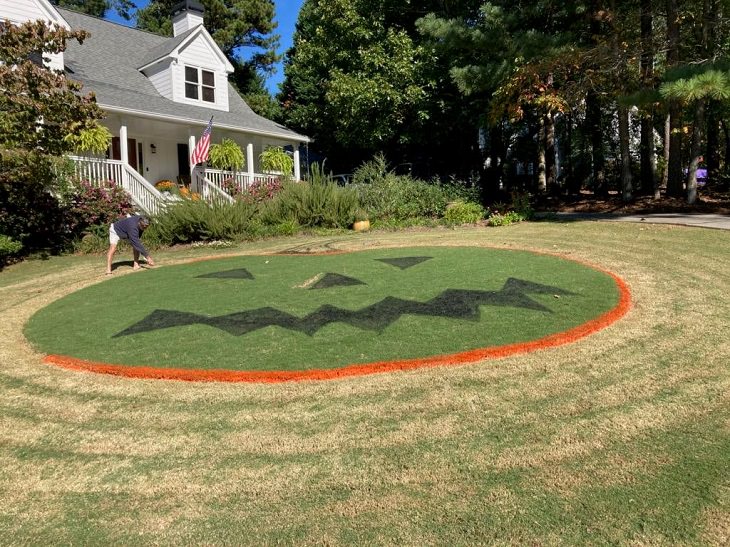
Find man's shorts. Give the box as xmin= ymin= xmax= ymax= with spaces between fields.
xmin=109 ymin=224 xmax=120 ymax=245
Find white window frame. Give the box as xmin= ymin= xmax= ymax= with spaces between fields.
xmin=184 ymin=65 xmax=215 ymax=104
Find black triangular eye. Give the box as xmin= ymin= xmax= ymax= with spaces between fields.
xmin=196 ymin=268 xmax=254 ymax=280
xmin=376 ymin=256 xmax=433 ymax=270
xmin=308 ymin=273 xmax=366 ymax=289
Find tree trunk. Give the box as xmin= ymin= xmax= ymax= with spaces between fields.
xmin=587 ymin=92 xmax=606 ymax=196
xmin=660 ymin=114 xmax=670 ymax=199
xmin=545 ymin=111 xmax=557 ymax=192
xmin=588 ymin=1 xmax=607 ymax=196
xmin=723 ymin=120 xmax=730 ymax=191
xmin=487 ymin=124 xmax=503 ymax=196
xmin=619 ymin=104 xmax=633 ymax=202
xmin=639 ymin=0 xmax=655 ymax=193
xmin=537 ymin=116 xmax=547 ymax=193
xmin=666 ymin=0 xmax=684 ymax=197
xmin=565 ymin=112 xmax=577 ymax=194
xmin=706 ymin=107 xmax=719 ymax=186
xmin=688 ymin=100 xmax=705 ymax=205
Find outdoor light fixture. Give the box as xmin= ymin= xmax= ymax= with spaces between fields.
xmin=150 ymin=144 xmax=157 ymax=154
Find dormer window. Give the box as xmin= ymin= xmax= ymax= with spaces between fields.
xmin=184 ymin=66 xmax=215 ymax=103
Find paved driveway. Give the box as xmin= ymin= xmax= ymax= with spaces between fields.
xmin=539 ymin=212 xmax=730 ymax=230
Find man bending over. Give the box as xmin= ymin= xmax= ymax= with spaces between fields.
xmin=106 ymin=215 xmax=155 ymax=274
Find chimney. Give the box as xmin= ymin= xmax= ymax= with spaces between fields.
xmin=171 ymin=0 xmax=204 ymax=37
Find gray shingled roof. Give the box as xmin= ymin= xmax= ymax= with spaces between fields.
xmin=137 ymin=26 xmax=197 ymax=69
xmin=58 ymin=8 xmax=308 ymax=142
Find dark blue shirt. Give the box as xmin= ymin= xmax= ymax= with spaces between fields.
xmin=113 ymin=215 xmax=149 ymax=257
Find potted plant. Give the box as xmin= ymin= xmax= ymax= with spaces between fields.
xmin=352 ymin=208 xmax=370 ymax=232
xmin=259 ymin=146 xmax=294 ymax=178
xmin=209 ymin=139 xmax=245 ymax=192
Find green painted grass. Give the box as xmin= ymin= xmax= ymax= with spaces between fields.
xmin=24 ymin=247 xmax=620 ymax=371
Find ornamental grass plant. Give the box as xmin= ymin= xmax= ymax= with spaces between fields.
xmin=260 ymin=166 xmax=358 ymax=228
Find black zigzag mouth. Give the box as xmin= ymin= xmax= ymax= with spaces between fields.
xmin=113 ymin=278 xmax=574 ymax=338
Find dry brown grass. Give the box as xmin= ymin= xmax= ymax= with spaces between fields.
xmin=0 ymin=221 xmax=728 ymax=545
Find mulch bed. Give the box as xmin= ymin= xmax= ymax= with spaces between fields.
xmin=534 ymin=190 xmax=730 ymax=215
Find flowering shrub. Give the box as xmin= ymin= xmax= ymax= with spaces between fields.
xmin=238 ymin=177 xmax=283 ymax=205
xmin=155 ymin=180 xmax=177 ymax=193
xmin=487 ymin=211 xmax=525 ymax=226
xmin=66 ymin=180 xmax=134 ymax=235
xmin=221 ymin=177 xmax=243 ymax=198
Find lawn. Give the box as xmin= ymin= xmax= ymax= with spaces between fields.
xmin=0 ymin=221 xmax=728 ymax=545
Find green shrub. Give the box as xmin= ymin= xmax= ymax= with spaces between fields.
xmin=0 ymin=151 xmax=70 ymax=253
xmin=73 ymin=232 xmax=106 ymax=254
xmin=510 ymin=191 xmax=534 ymax=219
xmin=261 ymin=167 xmax=359 ymax=228
xmin=146 ymin=199 xmax=257 ymax=245
xmin=487 ymin=211 xmax=526 ymax=226
xmin=444 ymin=200 xmax=487 ymax=225
xmin=245 ymin=218 xmax=301 ymax=239
xmin=352 ymin=154 xmax=479 ymax=221
xmin=352 ymin=153 xmax=389 ymax=186
xmin=0 ymin=234 xmax=23 ymax=263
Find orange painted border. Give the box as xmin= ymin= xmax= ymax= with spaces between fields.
xmin=42 ymin=253 xmax=631 ymax=384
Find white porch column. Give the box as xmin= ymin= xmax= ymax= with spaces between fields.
xmin=246 ymin=143 xmax=254 ymax=181
xmin=293 ymin=147 xmax=301 ymax=181
xmin=119 ymin=123 xmax=128 ymax=165
xmin=188 ymin=133 xmax=196 ymax=191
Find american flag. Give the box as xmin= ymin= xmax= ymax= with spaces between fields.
xmin=190 ymin=116 xmax=213 ymax=165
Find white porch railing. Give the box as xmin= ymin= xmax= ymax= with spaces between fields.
xmin=68 ymin=155 xmax=167 ymax=216
xmin=192 ymin=168 xmax=234 ymax=204
xmin=203 ymin=168 xmax=280 ymax=195
xmin=67 ymin=157 xmax=281 ymax=212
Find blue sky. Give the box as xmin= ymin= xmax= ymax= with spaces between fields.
xmin=106 ymin=0 xmax=305 ymax=94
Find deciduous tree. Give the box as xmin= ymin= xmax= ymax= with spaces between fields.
xmin=0 ymin=20 xmax=104 ymax=251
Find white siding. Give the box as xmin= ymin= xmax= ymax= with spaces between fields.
xmin=0 ymin=0 xmax=50 ymax=24
xmin=172 ymin=13 xmax=203 ymax=37
xmin=215 ymin=71 xmax=229 ymax=111
xmin=0 ymin=0 xmax=68 ymax=69
xmin=179 ymin=37 xmax=221 ymax=70
xmin=145 ymin=61 xmax=173 ymax=100
xmin=175 ymin=35 xmax=228 ymax=111
xmin=46 ymin=51 xmax=63 ymax=71
xmin=0 ymin=0 xmax=68 ymax=27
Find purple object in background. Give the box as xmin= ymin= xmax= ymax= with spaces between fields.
xmin=697 ymin=168 xmax=708 ymax=186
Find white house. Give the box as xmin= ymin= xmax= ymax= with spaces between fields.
xmin=0 ymin=0 xmax=310 ymax=214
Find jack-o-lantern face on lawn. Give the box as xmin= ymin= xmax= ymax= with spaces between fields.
xmin=28 ymin=247 xmax=629 ymax=382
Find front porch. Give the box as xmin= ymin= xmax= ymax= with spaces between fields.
xmin=101 ymin=114 xmax=302 ymax=185
xmin=69 ymin=156 xmax=283 ymax=215
xmin=68 ymin=113 xmax=303 ymax=214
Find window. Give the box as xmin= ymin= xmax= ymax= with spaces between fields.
xmin=184 ymin=66 xmax=215 ymax=103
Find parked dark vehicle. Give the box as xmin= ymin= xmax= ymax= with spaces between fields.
xmin=332 ymin=173 xmax=354 ymax=186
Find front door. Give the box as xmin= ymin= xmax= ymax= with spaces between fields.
xmin=111 ymin=137 xmax=139 ymax=171
xmin=177 ymin=143 xmax=190 ymax=185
